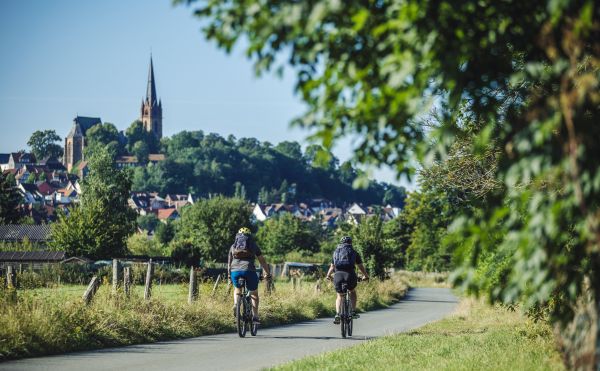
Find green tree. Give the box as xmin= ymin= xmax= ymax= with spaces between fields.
xmin=85 ymin=122 xmax=124 ymax=158
xmin=155 ymin=221 xmax=175 ymax=245
xmin=174 ymin=196 xmax=251 ymax=263
xmin=132 ymin=141 xmax=150 ymax=164
xmin=127 ymin=231 xmax=166 ymax=257
xmin=27 ymin=130 xmax=62 ymax=160
xmin=50 ymin=147 xmax=136 ymax=259
xmin=256 ymin=212 xmax=320 ymax=258
xmin=0 ymin=172 xmax=22 ymax=224
xmin=351 ymin=217 xmax=389 ymax=279
xmin=125 ymin=120 xmax=159 ymax=153
xmin=137 ymin=214 xmax=159 ymax=232
xmin=181 ymin=2 xmax=600 ymax=365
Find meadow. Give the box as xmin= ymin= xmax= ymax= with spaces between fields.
xmin=272 ymin=297 xmax=565 ymax=371
xmin=0 ymin=275 xmax=407 ymax=360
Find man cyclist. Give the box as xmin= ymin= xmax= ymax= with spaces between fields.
xmin=228 ymin=227 xmax=271 ymax=324
xmin=325 ymin=236 xmax=369 ymax=324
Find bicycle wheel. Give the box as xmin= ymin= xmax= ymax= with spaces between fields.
xmin=236 ymin=297 xmax=246 ymax=337
xmin=250 ymin=317 xmax=258 ymax=336
xmin=347 ymin=300 xmax=353 ymax=337
xmin=340 ymin=294 xmax=347 ymax=338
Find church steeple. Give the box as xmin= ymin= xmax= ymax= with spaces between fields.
xmin=141 ymin=55 xmax=163 ymax=139
xmin=146 ymin=56 xmax=157 ymax=106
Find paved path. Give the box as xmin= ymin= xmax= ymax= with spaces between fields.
xmin=0 ymin=288 xmax=458 ymax=371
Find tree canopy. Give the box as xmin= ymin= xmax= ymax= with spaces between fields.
xmin=27 ymin=130 xmax=62 ymax=160
xmin=180 ymin=0 xmax=600 ymax=365
xmin=132 ymin=130 xmax=406 ymax=205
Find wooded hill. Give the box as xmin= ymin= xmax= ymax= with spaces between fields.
xmin=130 ymin=130 xmax=406 ymax=206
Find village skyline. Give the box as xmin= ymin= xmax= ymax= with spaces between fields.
xmin=0 ymin=0 xmax=409 ymax=188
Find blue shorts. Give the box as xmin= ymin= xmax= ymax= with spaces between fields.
xmin=230 ymin=271 xmax=259 ymax=291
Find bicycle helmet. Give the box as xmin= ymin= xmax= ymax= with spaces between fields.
xmin=238 ymin=227 xmax=251 ymax=235
xmin=340 ymin=236 xmax=352 ymax=244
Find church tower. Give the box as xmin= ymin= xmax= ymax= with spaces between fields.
xmin=140 ymin=56 xmax=163 ymax=139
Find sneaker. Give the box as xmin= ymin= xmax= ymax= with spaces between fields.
xmin=352 ymin=312 xmax=360 ymax=319
xmin=252 ymin=316 xmax=261 ymax=324
xmin=333 ymin=314 xmax=341 ymax=324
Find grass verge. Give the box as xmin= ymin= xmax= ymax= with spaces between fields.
xmin=0 ymin=276 xmax=407 ymax=361
xmin=271 ymin=297 xmax=564 ymax=371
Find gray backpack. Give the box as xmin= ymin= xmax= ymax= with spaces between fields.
xmin=333 ymin=244 xmax=356 ymax=269
xmin=232 ymin=233 xmax=253 ymax=259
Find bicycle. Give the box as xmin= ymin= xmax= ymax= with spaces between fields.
xmin=235 ymin=277 xmax=258 ymax=337
xmin=338 ymin=277 xmax=365 ymax=338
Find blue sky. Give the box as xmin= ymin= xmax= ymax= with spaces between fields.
xmin=0 ymin=0 xmax=411 ymax=188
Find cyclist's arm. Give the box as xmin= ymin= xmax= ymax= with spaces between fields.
xmin=326 ymin=264 xmax=335 ymax=279
xmin=227 ymin=248 xmax=232 ymax=277
xmin=357 ymin=263 xmax=369 ymax=279
xmin=256 ymin=255 xmax=271 ymax=276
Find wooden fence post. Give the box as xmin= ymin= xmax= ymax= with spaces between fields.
xmin=314 ymin=278 xmax=322 ymax=294
xmin=112 ymin=259 xmax=120 ymax=293
xmin=82 ymin=276 xmax=99 ymax=305
xmin=211 ymin=273 xmax=222 ymax=297
xmin=123 ymin=267 xmax=131 ymax=297
xmin=144 ymin=259 xmax=153 ymax=300
xmin=188 ymin=267 xmax=198 ymax=304
xmin=6 ymin=265 xmax=15 ymax=289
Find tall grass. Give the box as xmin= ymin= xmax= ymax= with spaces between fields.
xmin=0 ymin=276 xmax=407 ymax=360
xmin=272 ymin=298 xmax=564 ymax=371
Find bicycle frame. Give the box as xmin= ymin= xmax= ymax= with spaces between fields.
xmin=235 ymin=277 xmax=258 ymax=337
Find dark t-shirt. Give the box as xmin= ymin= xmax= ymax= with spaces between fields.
xmin=228 ymin=235 xmax=262 ymax=272
xmin=332 ymin=244 xmax=363 ymax=273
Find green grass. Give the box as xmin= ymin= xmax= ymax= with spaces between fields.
xmin=271 ymin=298 xmax=565 ymax=371
xmin=0 ymin=276 xmax=407 ymax=360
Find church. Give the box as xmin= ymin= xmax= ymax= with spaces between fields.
xmin=63 ymin=57 xmax=163 ymax=171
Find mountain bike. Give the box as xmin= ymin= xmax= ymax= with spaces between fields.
xmin=235 ymin=277 xmax=258 ymax=337
xmin=339 ymin=277 xmax=365 ymax=338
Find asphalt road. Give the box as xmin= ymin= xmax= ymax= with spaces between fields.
xmin=1 ymin=288 xmax=458 ymax=371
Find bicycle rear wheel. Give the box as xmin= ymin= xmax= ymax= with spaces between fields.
xmin=340 ymin=294 xmax=347 ymax=338
xmin=236 ymin=297 xmax=246 ymax=337
xmin=348 ymin=305 xmax=353 ymax=337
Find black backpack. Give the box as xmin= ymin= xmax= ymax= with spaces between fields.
xmin=232 ymin=233 xmax=253 ymax=259
xmin=333 ymin=244 xmax=356 ymax=269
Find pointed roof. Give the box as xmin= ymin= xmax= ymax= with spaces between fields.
xmin=67 ymin=116 xmax=101 ymax=138
xmin=146 ymin=56 xmax=158 ymax=106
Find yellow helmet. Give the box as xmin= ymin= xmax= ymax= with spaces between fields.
xmin=238 ymin=227 xmax=251 ymax=235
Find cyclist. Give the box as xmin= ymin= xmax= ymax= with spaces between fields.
xmin=325 ymin=236 xmax=369 ymax=324
xmin=228 ymin=227 xmax=271 ymax=324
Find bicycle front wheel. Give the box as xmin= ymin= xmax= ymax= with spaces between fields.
xmin=340 ymin=296 xmax=347 ymax=338
xmin=236 ymin=297 xmax=247 ymax=337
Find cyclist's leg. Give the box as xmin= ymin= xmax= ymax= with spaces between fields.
xmin=244 ymin=271 xmax=260 ymax=318
xmin=348 ymin=272 xmax=358 ymax=315
xmin=350 ymin=290 xmax=357 ymax=311
xmin=230 ymin=271 xmax=243 ymax=314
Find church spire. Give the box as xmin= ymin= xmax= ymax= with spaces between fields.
xmin=146 ymin=55 xmax=157 ymax=106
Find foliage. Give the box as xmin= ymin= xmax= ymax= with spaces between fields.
xmin=127 ymin=231 xmax=167 ymax=257
xmin=84 ymin=122 xmax=125 ymax=158
xmin=132 ymin=130 xmax=406 ymax=205
xmin=181 ymin=3 xmax=600 ymax=365
xmin=256 ymin=213 xmax=321 ymax=258
xmin=155 ymin=221 xmax=175 ymax=245
xmin=0 ymin=172 xmax=22 ymax=224
xmin=174 ymin=196 xmax=251 ymax=263
xmin=50 ymin=147 xmax=136 ymax=259
xmin=125 ymin=120 xmax=160 ymax=154
xmin=351 ymin=216 xmax=390 ymax=279
xmin=27 ymin=130 xmax=62 ymax=161
xmin=137 ymin=214 xmax=160 ymax=232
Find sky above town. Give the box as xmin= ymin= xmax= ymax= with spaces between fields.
xmin=0 ymin=0 xmax=412 ymax=189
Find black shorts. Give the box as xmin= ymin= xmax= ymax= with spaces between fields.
xmin=333 ymin=271 xmax=357 ymax=293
